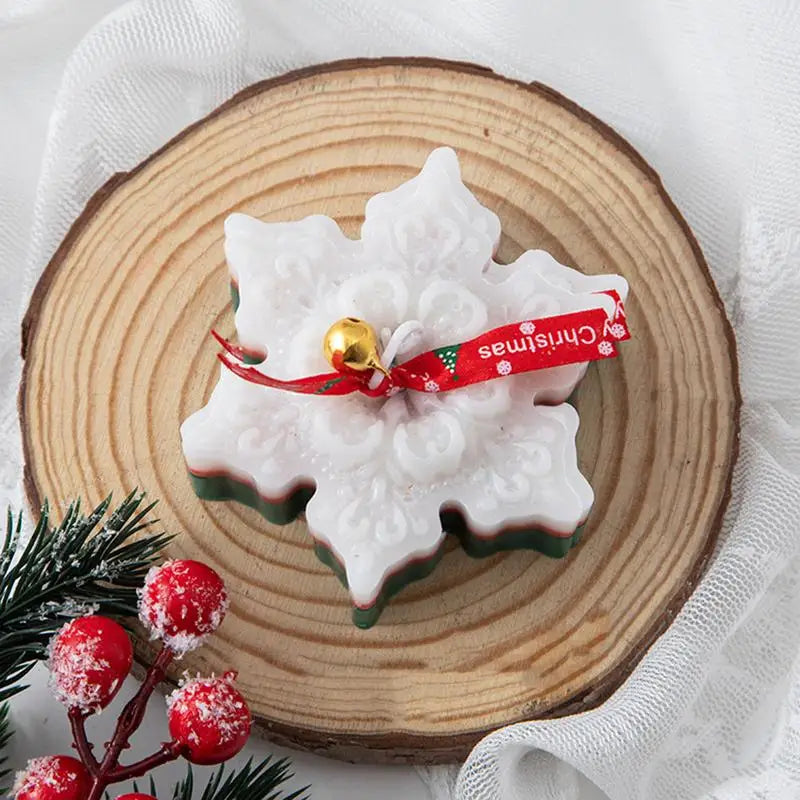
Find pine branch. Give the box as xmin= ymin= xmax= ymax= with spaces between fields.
xmin=0 ymin=492 xmax=172 ymax=702
xmin=0 ymin=702 xmax=11 ymax=794
xmin=121 ymin=758 xmax=311 ymax=800
xmin=0 ymin=495 xmax=313 ymax=800
xmin=170 ymin=757 xmax=310 ymax=800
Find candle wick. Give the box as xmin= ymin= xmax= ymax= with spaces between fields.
xmin=368 ymin=320 xmax=424 ymax=391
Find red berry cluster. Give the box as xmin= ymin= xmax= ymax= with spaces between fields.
xmin=13 ymin=560 xmax=251 ymax=800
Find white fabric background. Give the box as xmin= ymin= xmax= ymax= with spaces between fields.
xmin=1 ymin=1 xmax=799 ymax=799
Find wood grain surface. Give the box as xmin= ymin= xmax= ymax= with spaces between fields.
xmin=20 ymin=59 xmax=739 ymax=764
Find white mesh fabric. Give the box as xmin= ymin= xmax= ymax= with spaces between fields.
xmin=1 ymin=2 xmax=799 ymax=799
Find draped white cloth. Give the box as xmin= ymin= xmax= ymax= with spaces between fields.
xmin=1 ymin=2 xmax=799 ymax=798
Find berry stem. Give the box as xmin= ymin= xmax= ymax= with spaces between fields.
xmin=108 ymin=740 xmax=186 ymax=782
xmin=68 ymin=708 xmax=99 ymax=776
xmin=84 ymin=645 xmax=175 ymax=800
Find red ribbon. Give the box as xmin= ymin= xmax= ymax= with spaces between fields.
xmin=216 ymin=291 xmax=629 ymax=397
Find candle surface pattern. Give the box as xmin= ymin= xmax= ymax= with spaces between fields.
xmin=181 ymin=147 xmax=629 ymax=625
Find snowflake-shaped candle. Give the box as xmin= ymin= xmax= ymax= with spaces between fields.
xmin=180 ymin=148 xmax=629 ymax=627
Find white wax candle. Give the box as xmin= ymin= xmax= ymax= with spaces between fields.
xmin=181 ymin=147 xmax=628 ymax=622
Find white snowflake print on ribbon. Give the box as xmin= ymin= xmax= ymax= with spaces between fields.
xmin=496 ymin=360 xmax=513 ymax=376
xmin=519 ymin=321 xmax=536 ymax=335
xmin=424 ymin=380 xmax=440 ymax=393
xmin=181 ymin=147 xmax=629 ymax=612
xmin=598 ymin=340 xmax=614 ymax=356
xmin=609 ymin=322 xmax=627 ymax=340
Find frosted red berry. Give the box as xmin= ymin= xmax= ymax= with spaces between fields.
xmin=114 ymin=795 xmax=158 ymax=799
xmin=48 ymin=615 xmax=133 ymax=711
xmin=138 ymin=560 xmax=228 ymax=654
xmin=13 ymin=755 xmax=91 ymax=800
xmin=167 ymin=672 xmax=251 ymax=764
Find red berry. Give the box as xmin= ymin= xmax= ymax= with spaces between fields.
xmin=138 ymin=560 xmax=228 ymax=654
xmin=167 ymin=672 xmax=251 ymax=764
xmin=115 ymin=795 xmax=158 ymax=799
xmin=13 ymin=755 xmax=91 ymax=800
xmin=48 ymin=615 xmax=133 ymax=711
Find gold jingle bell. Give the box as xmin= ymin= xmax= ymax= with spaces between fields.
xmin=323 ymin=317 xmax=390 ymax=377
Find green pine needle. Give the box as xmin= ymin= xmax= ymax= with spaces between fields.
xmin=0 ymin=702 xmax=11 ymax=794
xmin=0 ymin=491 xmax=173 ymax=703
xmin=113 ymin=752 xmax=310 ymax=800
xmin=170 ymin=757 xmax=310 ymax=800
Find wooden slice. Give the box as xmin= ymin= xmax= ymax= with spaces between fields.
xmin=20 ymin=58 xmax=739 ymax=764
